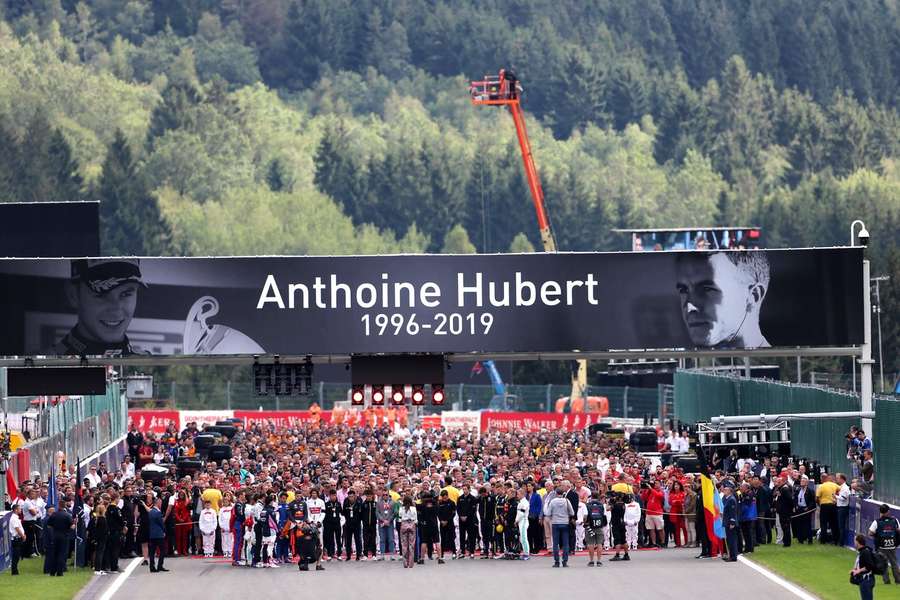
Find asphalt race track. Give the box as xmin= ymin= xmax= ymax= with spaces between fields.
xmin=81 ymin=549 xmax=800 ymax=600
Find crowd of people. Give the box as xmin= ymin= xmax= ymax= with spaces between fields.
xmin=3 ymin=416 xmax=895 ymax=587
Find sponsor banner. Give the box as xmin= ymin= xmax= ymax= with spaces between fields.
xmin=440 ymin=411 xmax=481 ymax=430
xmin=129 ymin=409 xmax=179 ymax=434
xmin=480 ymin=411 xmax=606 ymax=432
xmin=234 ymin=410 xmax=330 ymax=428
xmin=179 ymin=410 xmax=234 ymax=430
xmin=421 ymin=415 xmax=442 ymax=429
xmin=0 ymin=248 xmax=863 ymax=358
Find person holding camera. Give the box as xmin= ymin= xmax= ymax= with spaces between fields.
xmin=851 ymin=534 xmax=877 ymax=600
xmin=868 ymin=504 xmax=900 ymax=584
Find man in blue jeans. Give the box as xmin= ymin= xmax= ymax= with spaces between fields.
xmin=546 ymin=490 xmax=574 ymax=567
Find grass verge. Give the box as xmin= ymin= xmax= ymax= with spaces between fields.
xmin=748 ymin=543 xmax=900 ymax=600
xmin=0 ymin=555 xmax=95 ymax=600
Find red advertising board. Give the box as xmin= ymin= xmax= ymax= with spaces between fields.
xmin=129 ymin=410 xmax=180 ymax=434
xmin=479 ymin=411 xmax=603 ymax=432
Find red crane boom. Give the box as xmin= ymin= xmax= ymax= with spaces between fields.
xmin=469 ymin=72 xmax=556 ymax=252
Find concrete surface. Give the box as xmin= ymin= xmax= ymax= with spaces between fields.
xmin=86 ymin=549 xmax=801 ymax=600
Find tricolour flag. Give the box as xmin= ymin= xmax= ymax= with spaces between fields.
xmin=701 ymin=473 xmax=724 ymax=555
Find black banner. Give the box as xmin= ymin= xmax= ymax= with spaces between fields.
xmin=0 ymin=201 xmax=99 ymax=257
xmin=0 ymin=249 xmax=863 ymax=357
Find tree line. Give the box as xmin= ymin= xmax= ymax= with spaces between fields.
xmin=0 ymin=1 xmax=898 ymax=377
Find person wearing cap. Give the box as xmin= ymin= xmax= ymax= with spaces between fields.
xmin=55 ymin=259 xmax=148 ymax=356
xmin=721 ymin=482 xmax=739 ymax=562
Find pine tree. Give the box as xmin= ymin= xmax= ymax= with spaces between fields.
xmin=0 ymin=116 xmax=20 ymax=201
xmin=145 ymin=82 xmax=201 ymax=150
xmin=266 ymin=158 xmax=286 ymax=192
xmin=17 ymin=110 xmax=55 ymax=203
xmin=47 ymin=129 xmax=84 ymax=202
xmin=508 ymin=232 xmax=535 ymax=253
xmin=99 ymin=130 xmax=171 ymax=255
xmin=551 ymin=49 xmax=608 ymax=137
xmin=441 ymin=224 xmax=476 ymax=254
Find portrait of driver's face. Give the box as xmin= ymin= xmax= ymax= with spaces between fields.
xmin=675 ymin=253 xmax=768 ymax=348
xmin=71 ymin=281 xmax=140 ymax=344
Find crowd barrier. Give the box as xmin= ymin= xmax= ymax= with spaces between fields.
xmin=675 ymin=370 xmax=900 ymax=506
xmin=129 ymin=409 xmax=632 ymax=435
xmin=5 ymin=383 xmax=127 ymax=485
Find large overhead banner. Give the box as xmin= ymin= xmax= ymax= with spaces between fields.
xmin=0 ymin=248 xmax=863 ymax=357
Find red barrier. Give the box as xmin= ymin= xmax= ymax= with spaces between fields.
xmin=479 ymin=411 xmax=603 ymax=432
xmin=129 ymin=410 xmax=180 ymax=434
xmin=16 ymin=449 xmax=30 ymax=483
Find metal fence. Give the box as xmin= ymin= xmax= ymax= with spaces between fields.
xmin=21 ymin=383 xmax=128 ymax=479
xmin=874 ymin=395 xmax=900 ymax=505
xmin=674 ymin=370 xmax=899 ymax=504
xmin=143 ymin=380 xmax=664 ymax=418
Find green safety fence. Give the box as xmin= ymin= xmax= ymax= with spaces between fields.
xmin=674 ymin=370 xmax=861 ymax=479
xmin=874 ymin=396 xmax=900 ymax=505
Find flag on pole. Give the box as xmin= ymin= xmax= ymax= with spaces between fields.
xmin=5 ymin=469 xmax=18 ymax=501
xmin=700 ymin=473 xmax=724 ymax=555
xmin=74 ymin=457 xmax=84 ymax=512
xmin=47 ymin=461 xmax=58 ymax=508
xmin=696 ymin=445 xmax=724 ymax=556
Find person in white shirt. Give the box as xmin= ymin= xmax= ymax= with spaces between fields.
xmin=835 ymin=472 xmax=852 ymax=546
xmin=219 ymin=497 xmax=234 ymax=559
xmin=516 ymin=488 xmax=531 ymax=559
xmin=22 ymin=488 xmax=40 ymax=557
xmin=85 ymin=465 xmax=102 ymax=488
xmin=597 ymin=455 xmax=611 ymax=478
xmin=9 ymin=504 xmax=26 ymax=575
xmin=198 ymin=500 xmax=218 ymax=557
xmin=575 ymin=499 xmax=588 ymax=551
xmin=122 ymin=458 xmax=136 ymax=479
xmin=398 ymin=496 xmax=417 ymax=568
xmin=306 ymin=488 xmax=326 ymax=549
xmin=624 ymin=494 xmax=642 ymax=550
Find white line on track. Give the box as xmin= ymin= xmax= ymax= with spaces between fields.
xmin=737 ymin=555 xmax=819 ymax=600
xmin=97 ymin=556 xmax=142 ymax=600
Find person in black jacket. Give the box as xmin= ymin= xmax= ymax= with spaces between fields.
xmin=361 ymin=489 xmax=378 ymax=560
xmin=342 ymin=490 xmax=363 ymax=560
xmin=478 ymin=486 xmax=496 ymax=558
xmin=93 ymin=504 xmax=109 ymax=573
xmin=752 ymin=476 xmax=773 ymax=545
xmin=564 ymin=482 xmax=579 ymax=553
xmin=437 ymin=490 xmax=456 ymax=561
xmin=794 ymin=477 xmax=816 ymax=544
xmin=457 ymin=486 xmax=478 ymax=558
xmin=851 ymin=534 xmax=876 ymax=600
xmin=322 ymin=490 xmax=342 ymax=561
xmin=774 ymin=478 xmax=795 ymax=547
xmin=231 ymin=493 xmax=246 ymax=565
xmin=120 ymin=486 xmax=136 ymax=558
xmin=106 ymin=493 xmax=125 ymax=572
xmin=417 ymin=491 xmax=439 ymax=564
xmin=127 ymin=425 xmax=143 ymax=465
xmin=46 ymin=500 xmax=74 ymax=576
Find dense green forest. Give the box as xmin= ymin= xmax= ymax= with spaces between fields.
xmin=0 ymin=0 xmax=898 ymax=383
